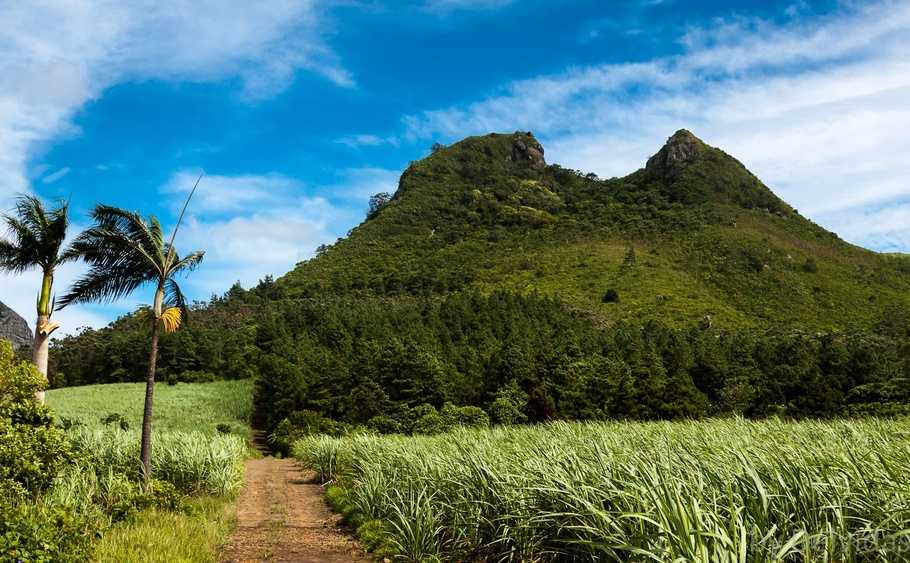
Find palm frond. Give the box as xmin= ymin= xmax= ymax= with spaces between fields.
xmin=168 ymin=250 xmax=205 ymax=276
xmin=163 ymin=277 xmax=191 ymax=322
xmin=159 ymin=307 xmax=182 ymax=333
xmin=14 ymin=195 xmax=49 ymax=237
xmin=0 ymin=238 xmax=32 ymax=272
xmin=57 ymin=261 xmax=155 ymax=309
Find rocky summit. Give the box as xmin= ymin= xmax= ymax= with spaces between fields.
xmin=0 ymin=300 xmax=32 ymax=349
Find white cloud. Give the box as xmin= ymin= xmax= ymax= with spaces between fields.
xmin=41 ymin=167 xmax=71 ymax=184
xmin=0 ymin=2 xmax=351 ymax=328
xmin=158 ymin=168 xmax=388 ymax=300
xmin=402 ymin=1 xmax=910 ymax=250
xmin=163 ymin=170 xmax=304 ymax=214
xmin=0 ymin=1 xmax=350 ymax=204
xmin=335 ymin=134 xmax=401 ymax=149
xmin=325 ymin=167 xmax=401 ymax=202
xmin=176 ymin=197 xmax=346 ymax=295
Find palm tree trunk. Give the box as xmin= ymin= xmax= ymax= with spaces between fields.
xmin=140 ymin=286 xmax=164 ymax=486
xmin=33 ymin=270 xmax=53 ymax=403
xmin=32 ymin=314 xmax=49 ymax=403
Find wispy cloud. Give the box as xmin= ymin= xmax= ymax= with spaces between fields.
xmin=423 ymin=0 xmax=514 ymax=13
xmin=335 ymin=134 xmax=401 ymax=149
xmin=325 ymin=167 xmax=400 ymax=202
xmin=0 ymin=2 xmax=353 ymax=326
xmin=159 ymin=167 xmax=392 ymax=299
xmin=163 ymin=170 xmax=304 ymax=214
xmin=0 ymin=1 xmax=351 ymax=203
xmin=41 ymin=167 xmax=71 ymax=184
xmin=401 ymin=1 xmax=910 ymax=250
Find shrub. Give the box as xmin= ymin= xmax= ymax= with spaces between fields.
xmin=0 ymin=500 xmax=92 ymax=563
xmin=602 ymin=288 xmax=620 ymax=303
xmin=440 ymin=403 xmax=490 ymax=429
xmin=410 ymin=406 xmax=447 ymax=435
xmin=367 ymin=415 xmax=402 ymax=434
xmin=176 ymin=370 xmax=218 ymax=383
xmin=215 ymin=423 xmax=232 ymax=434
xmin=0 ymin=341 xmax=73 ymax=497
xmin=489 ymin=381 xmax=528 ymax=425
xmin=803 ymin=257 xmax=819 ymax=273
xmin=270 ymin=410 xmax=353 ymax=455
xmin=100 ymin=412 xmax=129 ymax=430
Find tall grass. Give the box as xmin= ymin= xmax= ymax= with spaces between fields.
xmin=53 ymin=428 xmax=246 ymax=499
xmin=47 ymin=379 xmax=253 ymax=439
xmin=295 ymin=418 xmax=910 ymax=562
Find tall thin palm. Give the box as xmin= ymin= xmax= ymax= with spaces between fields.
xmin=59 ymin=202 xmax=203 ymax=482
xmin=0 ymin=195 xmax=75 ymax=402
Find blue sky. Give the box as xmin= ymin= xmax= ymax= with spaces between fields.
xmin=1 ymin=0 xmax=909 ymax=331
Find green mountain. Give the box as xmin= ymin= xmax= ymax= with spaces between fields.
xmin=280 ymin=130 xmax=910 ymax=330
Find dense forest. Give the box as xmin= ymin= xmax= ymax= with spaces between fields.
xmin=46 ymin=130 xmax=910 ymax=440
xmin=50 ymin=280 xmax=910 ymax=440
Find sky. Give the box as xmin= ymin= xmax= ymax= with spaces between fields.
xmin=1 ymin=0 xmax=909 ymax=332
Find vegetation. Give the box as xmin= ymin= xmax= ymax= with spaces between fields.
xmin=277 ymin=131 xmax=910 ymax=330
xmin=91 ymin=496 xmax=234 ymax=563
xmin=296 ymin=418 xmax=910 ymax=562
xmin=45 ymin=132 xmax=910 ymax=440
xmin=0 ymin=340 xmax=247 ymax=561
xmin=0 ymin=194 xmax=75 ymax=401
xmin=47 ymin=379 xmax=254 ymax=440
xmin=21 ymin=129 xmax=910 ymax=560
xmin=59 ymin=198 xmax=205 ymax=483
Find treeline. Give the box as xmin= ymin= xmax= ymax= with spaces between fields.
xmin=252 ymin=290 xmax=910 ymax=432
xmin=50 ymin=281 xmax=910 ymax=434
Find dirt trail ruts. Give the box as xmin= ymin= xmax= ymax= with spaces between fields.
xmin=221 ymin=451 xmax=367 ymax=562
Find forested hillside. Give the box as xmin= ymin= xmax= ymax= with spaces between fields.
xmin=281 ymin=130 xmax=910 ymax=329
xmin=48 ymin=130 xmax=910 ymax=434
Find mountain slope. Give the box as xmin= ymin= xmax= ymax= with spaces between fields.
xmin=280 ymin=130 xmax=910 ymax=330
xmin=0 ymin=300 xmax=32 ymax=349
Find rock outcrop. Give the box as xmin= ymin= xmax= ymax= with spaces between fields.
xmin=646 ymin=129 xmax=705 ymax=176
xmin=511 ymin=132 xmax=546 ymax=169
xmin=0 ymin=301 xmax=32 ymax=349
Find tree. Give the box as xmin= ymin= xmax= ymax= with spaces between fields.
xmin=0 ymin=195 xmax=76 ymax=402
xmin=368 ymin=192 xmax=393 ymax=218
xmin=58 ymin=187 xmax=203 ymax=484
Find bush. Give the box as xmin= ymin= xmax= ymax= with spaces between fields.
xmin=602 ymin=288 xmax=620 ymax=303
xmin=176 ymin=370 xmax=218 ymax=383
xmin=441 ymin=403 xmax=490 ymax=429
xmin=270 ymin=410 xmax=354 ymax=455
xmin=367 ymin=415 xmax=402 ymax=434
xmin=803 ymin=257 xmax=819 ymax=273
xmin=215 ymin=423 xmax=232 ymax=434
xmin=0 ymin=341 xmax=73 ymax=497
xmin=489 ymin=381 xmax=528 ymax=425
xmin=0 ymin=500 xmax=93 ymax=563
xmin=100 ymin=412 xmax=130 ymax=430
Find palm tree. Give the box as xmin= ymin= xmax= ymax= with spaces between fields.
xmin=59 ymin=188 xmax=203 ymax=482
xmin=0 ymin=195 xmax=75 ymax=402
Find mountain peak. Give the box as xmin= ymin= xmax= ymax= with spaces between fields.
xmin=646 ymin=129 xmax=706 ymax=173
xmin=510 ymin=131 xmax=546 ymax=169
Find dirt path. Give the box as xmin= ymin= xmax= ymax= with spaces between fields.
xmin=221 ymin=456 xmax=368 ymax=563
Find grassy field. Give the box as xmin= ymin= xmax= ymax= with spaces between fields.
xmin=296 ymin=418 xmax=910 ymax=562
xmin=44 ymin=379 xmax=253 ymax=562
xmin=47 ymin=379 xmax=254 ymax=440
xmin=92 ymin=496 xmax=236 ymax=563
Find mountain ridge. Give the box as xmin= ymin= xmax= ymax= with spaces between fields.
xmin=278 ymin=129 xmax=909 ymax=330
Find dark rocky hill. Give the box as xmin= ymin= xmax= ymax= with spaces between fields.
xmin=0 ymin=301 xmax=32 ymax=349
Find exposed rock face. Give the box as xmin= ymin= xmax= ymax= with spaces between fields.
xmin=511 ymin=132 xmax=546 ymax=169
xmin=646 ymin=129 xmax=704 ymax=176
xmin=0 ymin=301 xmax=32 ymax=349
